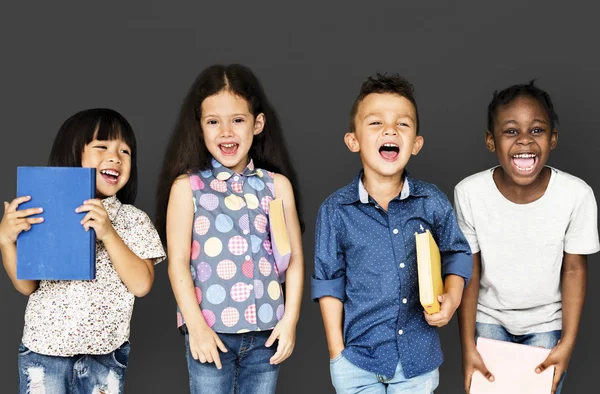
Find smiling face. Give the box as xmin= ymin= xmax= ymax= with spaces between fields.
xmin=486 ymin=95 xmax=558 ymax=187
xmin=200 ymin=90 xmax=265 ymax=174
xmin=81 ymin=134 xmax=132 ymax=198
xmin=345 ymin=93 xmax=423 ymax=180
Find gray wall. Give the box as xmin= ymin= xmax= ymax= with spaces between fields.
xmin=1 ymin=1 xmax=598 ymax=392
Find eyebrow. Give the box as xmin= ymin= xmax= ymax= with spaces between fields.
xmin=500 ymin=118 xmax=549 ymax=126
xmin=202 ymin=113 xmax=249 ymax=120
xmin=363 ymin=112 xmax=415 ymax=122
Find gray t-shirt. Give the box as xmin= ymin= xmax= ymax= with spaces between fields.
xmin=454 ymin=167 xmax=599 ymax=335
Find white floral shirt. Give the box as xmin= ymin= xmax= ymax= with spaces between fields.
xmin=22 ymin=196 xmax=165 ymax=356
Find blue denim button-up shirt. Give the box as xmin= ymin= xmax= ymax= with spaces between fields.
xmin=312 ymin=171 xmax=472 ymax=378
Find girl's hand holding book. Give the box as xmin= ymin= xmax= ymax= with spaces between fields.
xmin=76 ymin=199 xmax=115 ymax=240
xmin=0 ymin=197 xmax=44 ymax=245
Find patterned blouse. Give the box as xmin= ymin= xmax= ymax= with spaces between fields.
xmin=22 ymin=195 xmax=165 ymax=356
xmin=177 ymin=158 xmax=285 ymax=334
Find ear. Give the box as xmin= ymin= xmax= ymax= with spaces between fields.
xmin=485 ymin=131 xmax=496 ymax=152
xmin=550 ymin=128 xmax=558 ymax=150
xmin=344 ymin=132 xmax=360 ymax=152
xmin=411 ymin=135 xmax=424 ymax=155
xmin=253 ymin=113 xmax=265 ymax=135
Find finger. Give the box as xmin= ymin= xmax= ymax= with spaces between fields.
xmin=19 ymin=222 xmax=32 ymax=232
xmin=3 ymin=201 xmax=9 ymax=213
xmin=26 ymin=217 xmax=44 ymax=225
xmin=198 ymin=353 xmax=207 ymax=363
xmin=265 ymin=329 xmax=279 ymax=348
xmin=464 ymin=371 xmax=473 ymax=394
xmin=212 ymin=350 xmax=222 ymax=370
xmin=82 ymin=199 xmax=104 ymax=207
xmin=76 ymin=204 xmax=105 ymax=215
xmin=191 ymin=350 xmax=199 ymax=360
xmin=215 ymin=336 xmax=228 ymax=353
xmin=8 ymin=196 xmax=32 ymax=211
xmin=205 ymin=351 xmax=214 ymax=364
xmin=437 ymin=293 xmax=447 ymax=303
xmin=80 ymin=211 xmax=97 ymax=225
xmin=12 ymin=207 xmax=43 ymax=219
xmin=479 ymin=364 xmax=494 ymax=382
xmin=536 ymin=358 xmax=552 ymax=373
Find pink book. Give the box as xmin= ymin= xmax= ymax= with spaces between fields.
xmin=470 ymin=337 xmax=555 ymax=394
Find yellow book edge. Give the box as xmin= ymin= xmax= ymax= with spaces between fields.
xmin=415 ymin=229 xmax=443 ymax=314
xmin=269 ymin=199 xmax=291 ymax=255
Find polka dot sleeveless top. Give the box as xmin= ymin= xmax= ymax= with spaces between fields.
xmin=177 ymin=158 xmax=285 ymax=333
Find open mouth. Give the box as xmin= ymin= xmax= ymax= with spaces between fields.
xmin=220 ymin=143 xmax=239 ymax=156
xmin=379 ymin=143 xmax=400 ymax=162
xmin=100 ymin=169 xmax=120 ymax=185
xmin=511 ymin=153 xmax=537 ymax=173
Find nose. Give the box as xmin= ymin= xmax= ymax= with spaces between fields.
xmin=516 ymin=134 xmax=534 ymax=145
xmin=383 ymin=123 xmax=398 ymax=136
xmin=220 ymin=123 xmax=234 ymax=138
xmin=107 ymin=151 xmax=122 ymax=164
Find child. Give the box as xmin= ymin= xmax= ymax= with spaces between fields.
xmin=155 ymin=64 xmax=304 ymax=394
xmin=312 ymin=73 xmax=472 ymax=393
xmin=0 ymin=108 xmax=166 ymax=394
xmin=455 ymin=81 xmax=599 ymax=394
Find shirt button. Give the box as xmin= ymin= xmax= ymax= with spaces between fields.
xmin=245 ymin=255 xmax=250 ymax=261
xmin=234 ymin=176 xmax=239 ymax=181
xmin=402 ymin=298 xmax=407 ymax=304
xmin=393 ymin=229 xmax=399 ymax=234
xmin=375 ymin=205 xmax=380 ymax=209
xmin=400 ymin=263 xmax=405 ymax=268
xmin=248 ymin=284 xmax=254 ymax=290
xmin=398 ymin=329 xmax=404 ymax=335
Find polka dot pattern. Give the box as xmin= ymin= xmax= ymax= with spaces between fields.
xmin=178 ymin=159 xmax=284 ymax=334
xmin=312 ymin=172 xmax=473 ymax=378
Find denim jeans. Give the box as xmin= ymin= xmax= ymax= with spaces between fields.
xmin=329 ymin=353 xmax=439 ymax=394
xmin=475 ymin=322 xmax=566 ymax=394
xmin=18 ymin=341 xmax=130 ymax=394
xmin=185 ymin=330 xmax=279 ymax=394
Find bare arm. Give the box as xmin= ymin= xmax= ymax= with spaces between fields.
xmin=318 ymin=296 xmax=345 ymax=359
xmin=265 ymin=174 xmax=304 ymax=364
xmin=167 ymin=175 xmax=226 ymax=369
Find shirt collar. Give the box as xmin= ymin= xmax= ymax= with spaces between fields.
xmin=101 ymin=195 xmax=122 ymax=221
xmin=340 ymin=169 xmax=426 ymax=205
xmin=210 ymin=157 xmax=257 ymax=181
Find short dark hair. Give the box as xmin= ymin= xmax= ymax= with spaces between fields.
xmin=487 ymin=80 xmax=559 ymax=133
xmin=48 ymin=108 xmax=138 ymax=204
xmin=349 ymin=73 xmax=419 ymax=134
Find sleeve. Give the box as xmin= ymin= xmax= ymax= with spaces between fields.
xmin=125 ymin=209 xmax=167 ymax=265
xmin=311 ymin=200 xmax=346 ymax=302
xmin=564 ymin=187 xmax=600 ymax=255
xmin=453 ymin=185 xmax=480 ymax=253
xmin=433 ymin=190 xmax=473 ymax=285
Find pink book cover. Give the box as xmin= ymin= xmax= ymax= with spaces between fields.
xmin=470 ymin=337 xmax=555 ymax=394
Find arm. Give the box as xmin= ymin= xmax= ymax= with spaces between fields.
xmin=77 ymin=199 xmax=154 ymax=297
xmin=0 ymin=197 xmax=42 ymax=295
xmin=266 ymin=174 xmax=304 ymax=364
xmin=458 ymin=253 xmax=494 ymax=393
xmin=536 ymin=253 xmax=587 ymax=394
xmin=319 ymin=296 xmax=345 ymax=358
xmin=166 ymin=175 xmax=226 ymax=369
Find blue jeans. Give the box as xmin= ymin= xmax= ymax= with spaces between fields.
xmin=18 ymin=342 xmax=130 ymax=394
xmin=475 ymin=323 xmax=565 ymax=394
xmin=185 ymin=330 xmax=279 ymax=394
xmin=329 ymin=353 xmax=439 ymax=393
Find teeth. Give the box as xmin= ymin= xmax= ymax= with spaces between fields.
xmin=515 ymin=164 xmax=535 ymax=171
xmin=222 ymin=143 xmax=236 ymax=148
xmin=382 ymin=143 xmax=398 ymax=148
xmin=512 ymin=153 xmax=536 ymax=158
xmin=100 ymin=169 xmax=119 ymax=177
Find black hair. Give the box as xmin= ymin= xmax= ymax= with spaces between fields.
xmin=155 ymin=64 xmax=303 ymax=240
xmin=48 ymin=108 xmax=138 ymax=204
xmin=487 ymin=80 xmax=559 ymax=132
xmin=349 ymin=73 xmax=420 ymax=134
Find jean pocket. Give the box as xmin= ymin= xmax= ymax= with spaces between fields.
xmin=18 ymin=343 xmax=32 ymax=357
xmin=329 ymin=352 xmax=344 ymax=364
xmin=111 ymin=341 xmax=131 ymax=369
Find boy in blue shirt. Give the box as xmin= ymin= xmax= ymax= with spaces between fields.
xmin=312 ymin=73 xmax=473 ymax=393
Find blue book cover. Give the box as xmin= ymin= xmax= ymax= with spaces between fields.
xmin=16 ymin=167 xmax=96 ymax=280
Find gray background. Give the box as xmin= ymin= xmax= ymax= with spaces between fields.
xmin=1 ymin=1 xmax=598 ymax=393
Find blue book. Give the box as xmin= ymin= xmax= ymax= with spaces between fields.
xmin=16 ymin=167 xmax=96 ymax=280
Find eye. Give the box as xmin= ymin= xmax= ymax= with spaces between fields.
xmin=531 ymin=127 xmax=544 ymax=134
xmin=120 ymin=149 xmax=131 ymax=155
xmin=206 ymin=119 xmax=218 ymax=125
xmin=93 ymin=145 xmax=107 ymax=149
xmin=369 ymin=121 xmax=382 ymax=126
xmin=398 ymin=122 xmax=409 ymax=127
xmin=504 ymin=129 xmax=517 ymax=135
xmin=233 ymin=118 xmax=245 ymax=123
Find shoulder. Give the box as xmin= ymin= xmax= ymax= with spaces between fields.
xmin=118 ymin=204 xmax=154 ymax=226
xmin=454 ymin=169 xmax=493 ymax=194
xmin=322 ymin=182 xmax=356 ymax=208
xmin=552 ymin=168 xmax=594 ymax=195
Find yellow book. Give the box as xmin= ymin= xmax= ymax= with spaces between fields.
xmin=415 ymin=229 xmax=443 ymax=314
xmin=268 ymin=199 xmax=291 ymax=279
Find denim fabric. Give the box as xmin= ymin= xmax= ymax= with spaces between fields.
xmin=185 ymin=330 xmax=279 ymax=394
xmin=330 ymin=353 xmax=439 ymax=394
xmin=475 ymin=322 xmax=565 ymax=394
xmin=18 ymin=341 xmax=129 ymax=394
